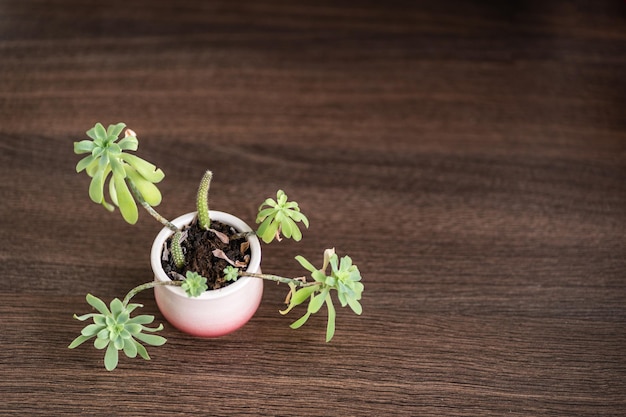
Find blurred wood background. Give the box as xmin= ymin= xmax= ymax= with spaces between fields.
xmin=0 ymin=1 xmax=624 ymax=415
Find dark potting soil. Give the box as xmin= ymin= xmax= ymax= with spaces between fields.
xmin=161 ymin=218 xmax=251 ymax=290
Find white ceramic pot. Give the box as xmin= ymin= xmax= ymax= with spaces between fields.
xmin=150 ymin=211 xmax=263 ymax=337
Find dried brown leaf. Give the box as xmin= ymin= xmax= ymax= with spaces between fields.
xmin=212 ymin=249 xmax=236 ymax=266
xmin=209 ymin=229 xmax=230 ymax=244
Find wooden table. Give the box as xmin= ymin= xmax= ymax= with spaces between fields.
xmin=1 ymin=1 xmax=624 ymax=415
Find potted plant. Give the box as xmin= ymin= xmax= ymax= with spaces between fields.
xmin=68 ymin=122 xmax=364 ymax=370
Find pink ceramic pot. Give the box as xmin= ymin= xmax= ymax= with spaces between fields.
xmin=150 ymin=211 xmax=263 ymax=337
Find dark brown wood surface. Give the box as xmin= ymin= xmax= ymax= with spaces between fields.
xmin=1 ymin=1 xmax=624 ymax=415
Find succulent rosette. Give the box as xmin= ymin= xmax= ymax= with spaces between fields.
xmin=68 ymin=294 xmax=166 ymax=371
xmin=74 ymin=122 xmax=164 ymax=224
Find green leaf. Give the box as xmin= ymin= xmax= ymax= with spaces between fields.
xmin=113 ymin=173 xmax=138 ymax=224
xmin=127 ymin=315 xmax=156 ymax=325
xmin=106 ymin=122 xmax=126 ymax=139
xmin=81 ymin=323 xmax=104 ymax=337
xmin=353 ymin=282 xmax=364 ymax=296
xmin=126 ymin=166 xmax=162 ymax=206
xmin=307 ymin=288 xmax=329 ymax=314
xmin=118 ymin=311 xmax=130 ymax=326
xmin=101 ymin=200 xmax=115 ymax=212
xmin=85 ymin=157 xmax=101 ymax=177
xmin=74 ymin=140 xmax=95 ymax=154
xmin=110 ymin=298 xmax=124 ymax=316
xmin=347 ymin=298 xmax=363 ymax=315
xmin=75 ymin=154 xmax=96 ymax=173
xmin=339 ymin=255 xmax=353 ymax=272
xmin=290 ymin=286 xmax=318 ymax=307
xmin=276 ymin=190 xmax=287 ymax=204
xmin=123 ymin=338 xmax=138 ymax=358
xmin=88 ymin=168 xmax=105 ymax=203
xmin=290 ymin=311 xmax=311 ymax=329
xmin=258 ymin=197 xmax=277 ymax=211
xmin=255 ymin=207 xmax=275 ymax=223
xmin=104 ymin=342 xmax=119 ymax=371
xmin=86 ymin=126 xmax=98 ymax=140
xmin=94 ymin=123 xmax=107 ymax=142
xmin=124 ymin=323 xmax=142 ymax=334
xmin=287 ymin=210 xmax=309 ymax=228
xmin=113 ymin=336 xmax=124 ymax=350
xmin=119 ymin=153 xmax=165 ymax=183
xmin=329 ymin=254 xmax=339 ymax=274
xmin=72 ymin=312 xmax=99 ymax=322
xmin=255 ymin=216 xmax=273 ymax=243
xmin=140 ymin=323 xmax=164 ymax=333
xmin=117 ymin=136 xmax=138 ymax=151
xmin=285 ymin=217 xmax=302 ymax=241
xmin=279 ymin=285 xmax=317 ymax=315
xmin=134 ymin=340 xmax=150 ymax=360
xmin=311 ymin=270 xmax=327 ymax=283
xmin=294 ymin=255 xmax=317 ymax=273
xmin=134 ymin=332 xmax=167 ymax=347
xmin=108 ymin=176 xmax=118 ymax=206
xmin=86 ymin=294 xmax=110 ymax=315
xmin=260 ymin=218 xmax=279 ymax=244
xmin=125 ymin=303 xmax=143 ymax=314
xmin=94 ymin=337 xmax=109 ymax=350
xmin=68 ymin=334 xmax=92 ymax=349
xmin=280 ymin=214 xmax=293 ymax=238
xmin=325 ymin=296 xmax=336 ymax=342
xmin=274 ymin=211 xmax=285 ymax=225
xmin=350 ymin=268 xmax=363 ymax=282
xmin=301 ymin=214 xmax=310 ymax=229
xmin=109 ymin=157 xmax=126 ymax=179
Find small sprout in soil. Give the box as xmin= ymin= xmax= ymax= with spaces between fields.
xmin=181 ymin=271 xmax=208 ymax=297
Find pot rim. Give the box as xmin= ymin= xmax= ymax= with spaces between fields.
xmin=150 ymin=210 xmax=262 ymax=301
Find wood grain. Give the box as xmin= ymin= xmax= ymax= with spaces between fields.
xmin=0 ymin=1 xmax=624 ymax=415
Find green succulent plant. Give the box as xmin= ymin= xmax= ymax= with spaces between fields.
xmin=181 ymin=271 xmax=208 ymax=297
xmin=72 ymin=122 xmax=364 ymax=370
xmin=74 ymin=122 xmax=165 ymax=224
xmin=256 ymin=190 xmax=309 ymax=244
xmin=224 ymin=248 xmax=364 ymax=342
xmin=68 ymin=294 xmax=166 ymax=371
xmin=69 ymin=271 xmax=208 ymax=371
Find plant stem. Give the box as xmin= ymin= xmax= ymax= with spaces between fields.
xmin=122 ymin=280 xmax=184 ymax=306
xmin=127 ymin=180 xmax=179 ymax=233
xmin=231 ymin=231 xmax=256 ymax=240
xmin=197 ymin=170 xmax=213 ymax=230
xmin=171 ymin=230 xmax=186 ymax=268
xmin=238 ymin=271 xmax=320 ymax=288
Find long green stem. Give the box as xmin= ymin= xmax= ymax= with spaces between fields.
xmin=122 ymin=280 xmax=183 ymax=306
xmin=196 ymin=170 xmax=212 ymax=230
xmin=128 ymin=180 xmax=179 ymax=233
xmin=171 ymin=230 xmax=185 ymax=268
xmin=239 ymin=271 xmax=321 ymax=288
